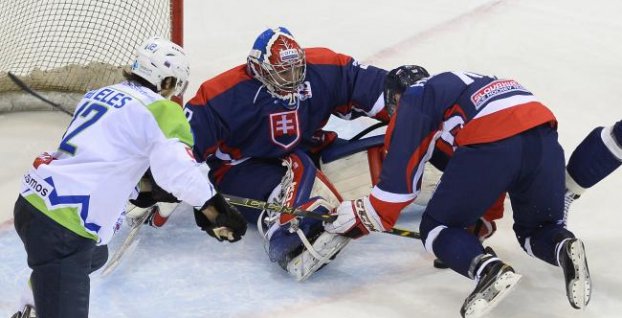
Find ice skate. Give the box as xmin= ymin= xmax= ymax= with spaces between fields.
xmin=286 ymin=232 xmax=350 ymax=281
xmin=558 ymin=238 xmax=591 ymax=309
xmin=10 ymin=305 xmax=35 ymax=318
xmin=461 ymin=254 xmax=522 ymax=318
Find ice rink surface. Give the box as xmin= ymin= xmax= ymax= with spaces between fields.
xmin=1 ymin=0 xmax=622 ymax=317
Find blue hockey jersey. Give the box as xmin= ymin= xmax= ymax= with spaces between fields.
xmin=185 ymin=48 xmax=388 ymax=172
xmin=369 ymin=71 xmax=557 ymax=228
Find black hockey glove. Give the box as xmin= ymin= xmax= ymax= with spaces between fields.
xmin=130 ymin=169 xmax=180 ymax=208
xmin=194 ymin=193 xmax=247 ymax=242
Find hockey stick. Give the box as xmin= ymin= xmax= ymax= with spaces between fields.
xmin=7 ymin=71 xmax=74 ymax=117
xmin=223 ymin=194 xmax=421 ymax=239
xmin=100 ymin=205 xmax=154 ymax=276
xmin=349 ymin=121 xmax=387 ymax=141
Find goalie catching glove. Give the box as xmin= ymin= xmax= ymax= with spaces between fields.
xmin=194 ymin=193 xmax=247 ymax=242
xmin=324 ymin=196 xmax=386 ymax=239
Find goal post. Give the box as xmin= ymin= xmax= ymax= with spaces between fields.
xmin=0 ymin=0 xmax=184 ymax=113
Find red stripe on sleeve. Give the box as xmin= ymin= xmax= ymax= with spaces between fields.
xmin=305 ymin=47 xmax=352 ymax=66
xmin=405 ymin=131 xmax=437 ymax=193
xmin=369 ymin=194 xmax=412 ymax=229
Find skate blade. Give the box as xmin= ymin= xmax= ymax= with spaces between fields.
xmin=567 ymin=240 xmax=591 ymax=310
xmin=464 ymin=272 xmax=522 ymax=318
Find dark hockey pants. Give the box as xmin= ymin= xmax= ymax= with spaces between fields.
xmin=13 ymin=195 xmax=108 ymax=318
xmin=419 ymin=125 xmax=575 ymax=278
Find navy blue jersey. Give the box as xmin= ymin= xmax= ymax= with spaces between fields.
xmin=185 ymin=48 xmax=388 ymax=166
xmin=369 ymin=71 xmax=557 ymax=227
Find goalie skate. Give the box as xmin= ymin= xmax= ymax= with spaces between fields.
xmin=558 ymin=238 xmax=591 ymax=309
xmin=286 ymin=232 xmax=350 ymax=282
xmin=461 ymin=262 xmax=522 ymax=318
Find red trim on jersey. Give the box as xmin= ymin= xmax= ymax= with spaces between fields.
xmin=369 ymin=194 xmax=413 ymax=229
xmin=305 ymin=47 xmax=352 ymax=66
xmin=333 ymin=104 xmax=353 ymax=116
xmin=405 ymin=131 xmax=437 ymax=193
xmin=213 ymin=164 xmax=233 ymax=184
xmin=367 ymin=146 xmax=384 ymax=185
xmin=435 ymin=139 xmax=454 ymax=157
xmin=456 ymin=102 xmax=556 ymax=146
xmin=373 ymin=108 xmax=391 ymax=123
xmin=444 ymin=103 xmax=467 ymax=119
xmin=219 ymin=143 xmax=243 ymax=160
xmin=188 ymin=65 xmax=251 ymax=105
xmin=384 ymin=113 xmax=398 ymax=150
xmin=202 ymin=143 xmax=219 ymax=161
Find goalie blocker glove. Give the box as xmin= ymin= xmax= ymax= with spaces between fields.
xmin=194 ymin=193 xmax=247 ymax=242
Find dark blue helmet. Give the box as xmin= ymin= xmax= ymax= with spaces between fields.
xmin=384 ymin=65 xmax=429 ymax=116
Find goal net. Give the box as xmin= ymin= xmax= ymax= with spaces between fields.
xmin=0 ymin=0 xmax=183 ymax=113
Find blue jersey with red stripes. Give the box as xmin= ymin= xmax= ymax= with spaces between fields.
xmin=369 ymin=71 xmax=557 ymax=228
xmin=185 ymin=48 xmax=388 ymax=166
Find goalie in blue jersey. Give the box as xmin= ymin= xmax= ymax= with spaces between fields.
xmin=185 ymin=26 xmax=392 ymax=281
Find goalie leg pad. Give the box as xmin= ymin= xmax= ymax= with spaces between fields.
xmin=267 ymin=205 xmax=326 ymax=267
xmin=262 ymin=151 xmax=346 ymax=279
xmin=286 ymin=231 xmax=351 ymax=281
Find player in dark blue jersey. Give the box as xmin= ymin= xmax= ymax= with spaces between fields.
xmin=326 ymin=65 xmax=592 ymax=317
xmin=564 ymin=120 xmax=622 ymax=221
xmin=185 ymin=27 xmax=390 ymax=280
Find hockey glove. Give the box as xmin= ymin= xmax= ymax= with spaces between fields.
xmin=194 ymin=193 xmax=247 ymax=242
xmin=130 ymin=169 xmax=180 ymax=208
xmin=324 ymin=197 xmax=385 ymax=239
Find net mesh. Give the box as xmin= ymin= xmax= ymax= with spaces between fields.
xmin=0 ymin=0 xmax=176 ymax=111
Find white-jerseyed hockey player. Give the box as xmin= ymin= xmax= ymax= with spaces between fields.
xmin=11 ymin=36 xmax=247 ymax=318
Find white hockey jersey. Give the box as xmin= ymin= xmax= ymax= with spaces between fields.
xmin=20 ymin=82 xmax=216 ymax=244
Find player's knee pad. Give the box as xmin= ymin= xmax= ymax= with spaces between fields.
xmin=258 ymin=151 xmax=343 ymax=273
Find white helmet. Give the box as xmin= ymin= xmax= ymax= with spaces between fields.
xmin=131 ymin=36 xmax=190 ymax=97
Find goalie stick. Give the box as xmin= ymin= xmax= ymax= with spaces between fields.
xmin=223 ymin=194 xmax=421 ymax=239
xmin=7 ymin=72 xmax=75 ymax=117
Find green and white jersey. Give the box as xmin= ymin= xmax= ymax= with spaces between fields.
xmin=20 ymin=81 xmax=216 ymax=245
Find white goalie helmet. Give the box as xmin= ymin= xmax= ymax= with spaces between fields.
xmin=131 ymin=36 xmax=190 ymax=97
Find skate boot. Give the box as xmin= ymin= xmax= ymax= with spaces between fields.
xmin=10 ymin=305 xmax=36 ymax=318
xmin=557 ymin=238 xmax=591 ymax=309
xmin=433 ymin=258 xmax=449 ymax=269
xmin=460 ymin=250 xmax=522 ymax=318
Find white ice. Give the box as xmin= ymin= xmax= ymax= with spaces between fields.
xmin=1 ymin=0 xmax=622 ymax=317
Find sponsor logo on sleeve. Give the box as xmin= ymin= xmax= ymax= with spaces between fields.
xmin=471 ymin=79 xmax=528 ymax=110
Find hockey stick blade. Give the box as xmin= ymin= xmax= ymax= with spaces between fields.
xmin=100 ymin=205 xmax=154 ymax=277
xmin=6 ymin=72 xmax=74 ymax=117
xmin=223 ymin=194 xmax=420 ymax=239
